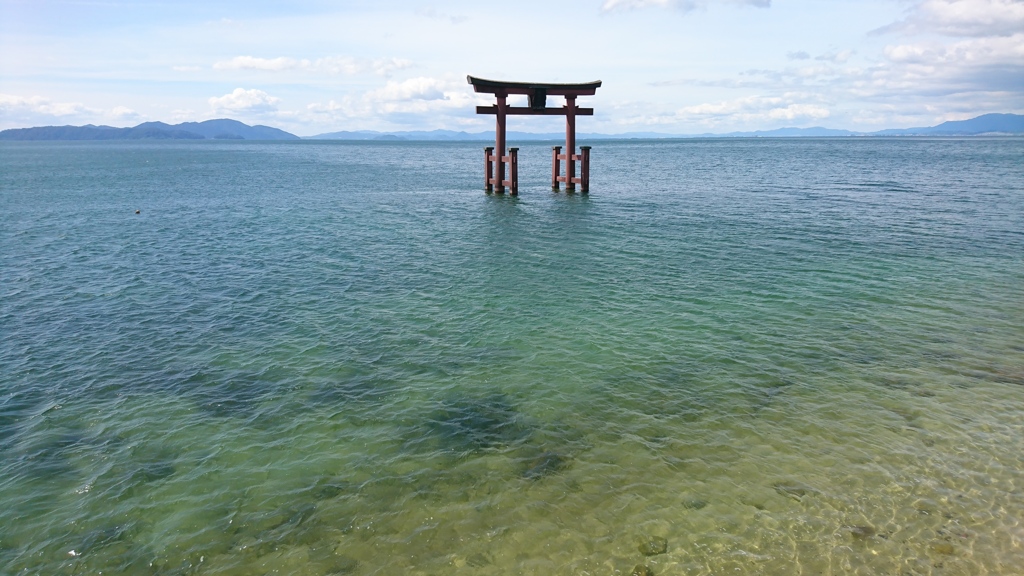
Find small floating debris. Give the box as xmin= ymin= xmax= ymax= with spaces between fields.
xmin=638 ymin=535 xmax=667 ymax=556
xmin=135 ymin=209 xmax=140 ymax=214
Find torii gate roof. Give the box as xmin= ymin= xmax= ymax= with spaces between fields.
xmin=467 ymin=76 xmax=602 ymax=97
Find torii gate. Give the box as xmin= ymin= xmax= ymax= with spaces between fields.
xmin=468 ymin=76 xmax=601 ymax=195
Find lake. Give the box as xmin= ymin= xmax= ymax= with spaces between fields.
xmin=1 ymin=138 xmax=1023 ymax=575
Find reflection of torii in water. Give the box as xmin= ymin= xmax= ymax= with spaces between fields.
xmin=468 ymin=76 xmax=602 ymax=195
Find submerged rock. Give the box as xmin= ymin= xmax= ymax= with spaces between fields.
xmin=632 ymin=564 xmax=655 ymax=576
xmin=520 ymin=451 xmax=570 ymax=480
xmin=423 ymin=393 xmax=530 ymax=455
xmin=466 ymin=552 xmax=491 ymax=568
xmin=844 ymin=525 xmax=876 ymax=540
xmin=682 ymin=498 xmax=708 ymax=510
xmin=326 ymin=555 xmax=358 ymax=574
xmin=773 ymin=483 xmax=813 ymax=500
xmin=185 ymin=369 xmax=274 ymax=419
xmin=638 ymin=535 xmax=667 ymax=556
xmin=310 ymin=477 xmax=353 ymax=500
xmin=78 ymin=523 xmax=131 ymax=555
xmin=135 ymin=459 xmax=176 ymax=483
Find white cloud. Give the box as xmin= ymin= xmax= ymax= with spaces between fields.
xmin=110 ymin=106 xmax=142 ymax=121
xmin=879 ymin=0 xmax=1024 ymax=37
xmin=208 ymin=88 xmax=281 ymax=114
xmin=0 ymin=94 xmax=97 ymax=118
xmin=765 ymin=103 xmax=831 ymax=120
xmin=170 ymin=109 xmax=198 ymax=122
xmin=718 ymin=33 xmax=1022 ymax=100
xmin=315 ymin=56 xmax=363 ymax=75
xmin=874 ymin=33 xmax=1024 ymax=95
xmin=212 ymin=55 xmax=412 ymax=77
xmin=416 ymin=7 xmax=469 ymax=24
xmin=214 ymin=56 xmax=305 ymax=72
xmin=607 ymin=93 xmax=830 ymax=130
xmin=303 ymin=76 xmax=490 ymax=129
xmin=601 ymin=0 xmax=770 ymax=11
xmin=680 ymin=94 xmax=829 ymax=122
xmin=372 ymin=58 xmax=415 ymax=76
xmin=816 ymin=49 xmax=853 ymax=63
xmin=0 ymin=94 xmax=147 ymax=129
xmin=369 ymin=77 xmax=448 ymax=102
xmin=307 ymin=100 xmax=347 ymax=115
xmin=629 ymin=0 xmax=1022 ymax=132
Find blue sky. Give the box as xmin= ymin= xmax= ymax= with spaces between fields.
xmin=1 ymin=0 xmax=1022 ymax=135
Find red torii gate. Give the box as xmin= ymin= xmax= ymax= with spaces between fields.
xmin=468 ymin=76 xmax=601 ymax=195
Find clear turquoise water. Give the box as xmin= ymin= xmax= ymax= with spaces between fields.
xmin=1 ymin=138 xmax=1023 ymax=575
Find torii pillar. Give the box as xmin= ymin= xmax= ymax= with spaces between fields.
xmin=468 ymin=76 xmax=602 ymax=195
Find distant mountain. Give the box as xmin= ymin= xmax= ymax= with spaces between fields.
xmin=165 ymin=119 xmax=299 ymax=140
xmin=0 ymin=124 xmax=205 ymax=141
xmin=307 ymin=113 xmax=1023 ymax=140
xmin=869 ymin=113 xmax=1024 ymax=136
xmin=309 ymin=129 xmax=481 ymax=141
xmin=705 ymin=127 xmax=858 ymax=138
xmin=305 ymin=129 xmax=684 ymax=141
xmin=0 ymin=119 xmax=300 ymax=141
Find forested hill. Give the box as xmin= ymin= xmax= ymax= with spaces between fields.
xmin=0 ymin=119 xmax=299 ymax=140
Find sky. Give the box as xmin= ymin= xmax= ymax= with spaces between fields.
xmin=1 ymin=0 xmax=1022 ymax=136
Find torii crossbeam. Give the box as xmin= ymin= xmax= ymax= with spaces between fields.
xmin=468 ymin=76 xmax=602 ymax=195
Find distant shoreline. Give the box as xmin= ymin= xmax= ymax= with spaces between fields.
xmin=2 ymin=113 xmax=1022 ymax=141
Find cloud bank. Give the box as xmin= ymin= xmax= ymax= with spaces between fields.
xmin=876 ymin=0 xmax=1024 ymax=37
xmin=212 ymin=56 xmax=413 ymax=77
xmin=209 ymin=88 xmax=281 ymax=114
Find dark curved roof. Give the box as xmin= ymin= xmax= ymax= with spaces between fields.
xmin=467 ymin=76 xmax=601 ymax=96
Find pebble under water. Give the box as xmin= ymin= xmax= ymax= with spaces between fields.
xmin=1 ymin=138 xmax=1023 ymax=575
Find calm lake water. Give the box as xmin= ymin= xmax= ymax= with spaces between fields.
xmin=1 ymin=138 xmax=1023 ymax=575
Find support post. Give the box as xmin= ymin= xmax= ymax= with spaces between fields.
xmin=565 ymin=95 xmax=576 ymax=192
xmin=551 ymin=146 xmax=561 ymax=190
xmin=509 ymin=147 xmax=518 ymax=195
xmin=580 ymin=146 xmax=590 ymax=193
xmin=494 ymin=93 xmax=507 ymax=194
xmin=484 ymin=147 xmax=493 ymax=192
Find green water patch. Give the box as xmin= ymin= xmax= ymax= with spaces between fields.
xmin=175 ymin=366 xmax=286 ymax=420
xmin=0 ymin=390 xmax=50 ymax=448
xmin=406 ymin=393 xmax=532 ymax=458
xmin=91 ymin=444 xmax=179 ymax=502
xmin=306 ymin=371 xmax=396 ymax=409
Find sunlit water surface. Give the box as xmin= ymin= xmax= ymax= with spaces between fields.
xmin=1 ymin=139 xmax=1023 ymax=575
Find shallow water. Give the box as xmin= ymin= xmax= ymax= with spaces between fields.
xmin=1 ymin=138 xmax=1023 ymax=575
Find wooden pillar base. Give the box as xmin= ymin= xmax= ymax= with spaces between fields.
xmin=509 ymin=147 xmax=518 ymax=195
xmin=484 ymin=146 xmax=493 ymax=192
xmin=485 ymin=147 xmax=518 ymax=195
xmin=580 ymin=146 xmax=590 ymax=193
xmin=551 ymin=146 xmax=561 ymax=190
xmin=552 ymin=146 xmax=591 ymax=193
